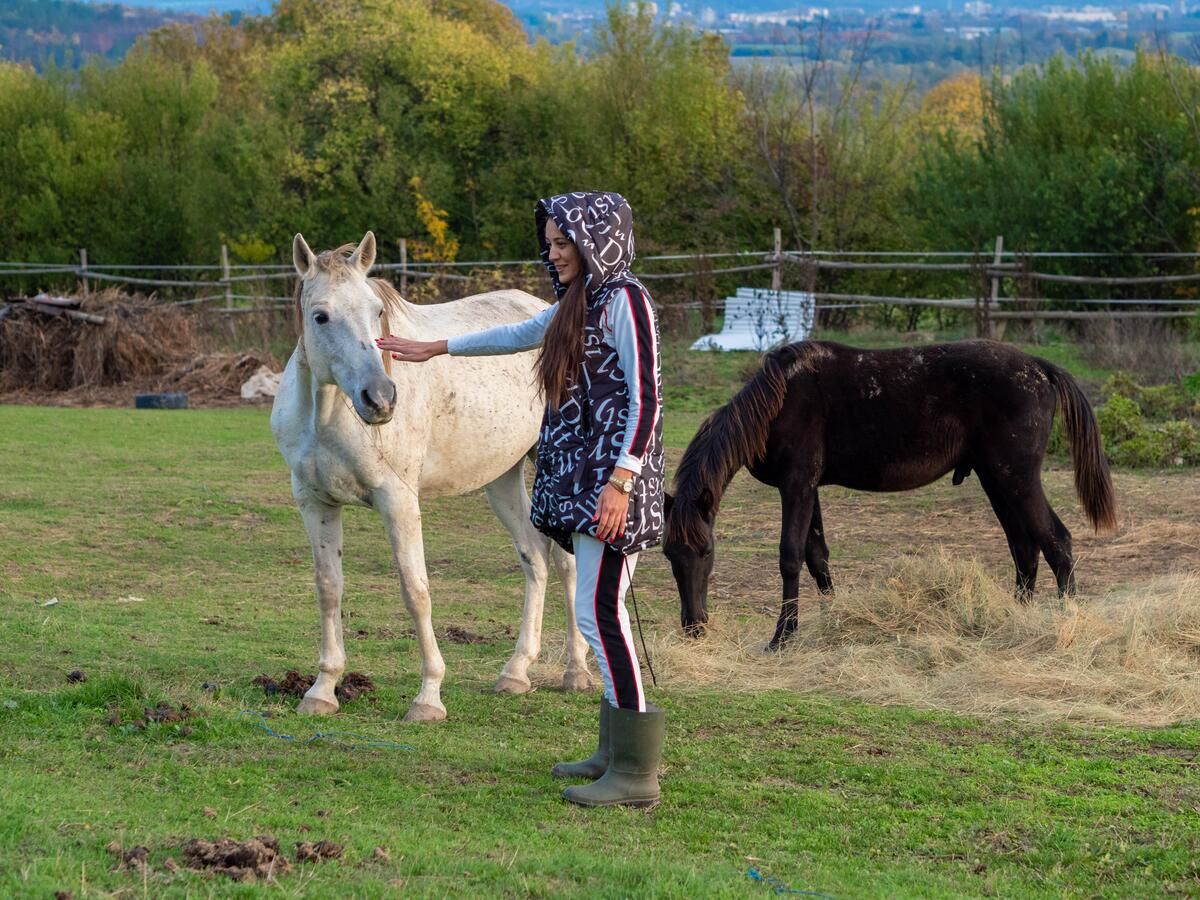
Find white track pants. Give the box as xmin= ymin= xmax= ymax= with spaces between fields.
xmin=572 ymin=533 xmax=646 ymax=711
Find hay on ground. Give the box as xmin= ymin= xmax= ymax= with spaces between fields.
xmin=535 ymin=551 xmax=1200 ymax=726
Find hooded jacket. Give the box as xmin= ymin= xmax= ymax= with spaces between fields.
xmin=530 ymin=191 xmax=665 ymax=554
xmin=446 ymin=191 xmax=665 ymax=554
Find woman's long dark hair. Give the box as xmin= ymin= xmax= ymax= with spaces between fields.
xmin=535 ymin=261 xmax=588 ymax=405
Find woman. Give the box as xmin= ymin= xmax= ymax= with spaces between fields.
xmin=376 ymin=191 xmax=666 ymax=808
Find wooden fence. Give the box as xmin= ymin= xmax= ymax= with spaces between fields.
xmin=3 ymin=232 xmax=1199 ymax=337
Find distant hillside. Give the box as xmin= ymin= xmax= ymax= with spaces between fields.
xmin=0 ymin=0 xmax=201 ymax=69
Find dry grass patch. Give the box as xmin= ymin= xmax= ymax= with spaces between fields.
xmin=536 ymin=553 xmax=1200 ymax=727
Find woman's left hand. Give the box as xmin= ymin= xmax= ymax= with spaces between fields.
xmin=593 ymin=483 xmax=631 ymax=543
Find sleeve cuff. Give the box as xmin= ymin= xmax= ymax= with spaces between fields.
xmin=614 ymin=453 xmax=643 ymax=475
xmin=444 ymin=336 xmax=465 ymax=356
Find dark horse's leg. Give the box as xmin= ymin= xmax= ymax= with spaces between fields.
xmin=1046 ymin=507 xmax=1077 ymax=596
xmin=978 ymin=470 xmax=1040 ymax=600
xmin=805 ymin=492 xmax=833 ymax=595
xmin=979 ymin=461 xmax=1076 ymax=600
xmin=770 ymin=481 xmax=816 ymax=651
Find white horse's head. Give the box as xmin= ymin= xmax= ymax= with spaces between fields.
xmin=292 ymin=231 xmax=397 ymax=425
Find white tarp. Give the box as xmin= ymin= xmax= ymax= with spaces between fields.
xmin=240 ymin=366 xmax=282 ymax=401
xmin=691 ymin=288 xmax=816 ymax=351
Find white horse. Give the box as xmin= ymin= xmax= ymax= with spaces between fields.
xmin=270 ymin=231 xmax=590 ymax=722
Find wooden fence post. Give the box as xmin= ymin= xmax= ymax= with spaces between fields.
xmin=771 ymin=227 xmax=782 ymax=293
xmin=221 ymin=243 xmax=233 ymax=311
xmin=79 ymin=248 xmax=88 ymax=298
xmin=398 ymin=238 xmax=408 ymax=296
xmin=990 ymin=235 xmax=1005 ymax=340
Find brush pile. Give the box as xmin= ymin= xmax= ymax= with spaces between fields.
xmin=162 ymin=352 xmax=278 ymax=398
xmin=0 ymin=290 xmax=195 ymax=391
xmin=0 ymin=290 xmax=279 ymax=403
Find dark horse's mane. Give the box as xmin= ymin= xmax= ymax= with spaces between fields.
xmin=668 ymin=342 xmax=830 ymax=549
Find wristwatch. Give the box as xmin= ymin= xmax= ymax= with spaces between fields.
xmin=609 ymin=474 xmax=635 ymax=494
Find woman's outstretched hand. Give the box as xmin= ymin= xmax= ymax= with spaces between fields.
xmin=375 ymin=335 xmax=448 ymax=363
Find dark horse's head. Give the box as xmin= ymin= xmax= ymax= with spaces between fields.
xmin=662 ymin=341 xmax=815 ymax=637
xmin=663 ymin=491 xmax=716 ymax=635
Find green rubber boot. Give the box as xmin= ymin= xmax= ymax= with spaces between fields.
xmin=551 ymin=698 xmax=611 ymax=780
xmin=563 ymin=704 xmax=664 ymax=808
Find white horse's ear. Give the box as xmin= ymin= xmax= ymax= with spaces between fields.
xmin=349 ymin=231 xmax=376 ymax=274
xmin=293 ymin=233 xmax=316 ymax=277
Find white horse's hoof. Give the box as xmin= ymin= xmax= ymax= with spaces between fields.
xmin=297 ymin=696 xmax=339 ymax=716
xmin=494 ymin=675 xmax=532 ymax=695
xmin=561 ymin=670 xmax=594 ymax=692
xmin=403 ymin=703 xmax=447 ymax=723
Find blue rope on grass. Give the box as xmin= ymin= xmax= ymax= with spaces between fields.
xmin=240 ymin=710 xmax=416 ymax=751
xmin=747 ymin=867 xmax=834 ymax=898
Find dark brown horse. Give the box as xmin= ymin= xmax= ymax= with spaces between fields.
xmin=663 ymin=340 xmax=1118 ymax=649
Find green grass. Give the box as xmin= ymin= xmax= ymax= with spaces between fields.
xmin=1 ymin=397 xmax=1198 ymax=897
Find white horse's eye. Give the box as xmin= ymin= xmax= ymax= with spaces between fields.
xmin=314 ymin=312 xmax=330 ymax=325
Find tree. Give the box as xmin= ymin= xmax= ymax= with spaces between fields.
xmin=910 ymin=52 xmax=1200 ymax=268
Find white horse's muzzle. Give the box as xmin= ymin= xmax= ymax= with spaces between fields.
xmin=353 ymin=375 xmax=398 ymax=425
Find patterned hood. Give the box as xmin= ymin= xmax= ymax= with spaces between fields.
xmin=535 ymin=192 xmax=636 ymax=300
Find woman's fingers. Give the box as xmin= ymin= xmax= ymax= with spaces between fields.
xmin=376 ymin=336 xmax=431 ymax=362
xmin=593 ymin=488 xmax=629 ymax=542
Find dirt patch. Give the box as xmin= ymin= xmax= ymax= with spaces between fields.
xmin=294 ymin=840 xmax=344 ymax=862
xmin=700 ymin=467 xmax=1200 ymax=613
xmin=144 ymin=702 xmax=192 ymax=724
xmin=107 ymin=841 xmax=149 ymax=873
xmin=108 ymin=701 xmax=196 ymax=732
xmin=182 ymin=835 xmax=292 ymax=882
xmin=252 ymin=671 xmax=376 ymax=704
xmin=444 ymin=625 xmax=489 ymax=644
xmin=252 ymin=670 xmax=314 ymax=697
xmin=335 ymin=672 xmax=376 ymax=703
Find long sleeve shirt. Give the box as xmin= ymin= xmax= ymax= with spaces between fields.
xmin=446 ymin=293 xmax=661 ymax=475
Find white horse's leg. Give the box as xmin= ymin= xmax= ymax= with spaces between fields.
xmin=552 ymin=542 xmax=592 ymax=692
xmin=378 ymin=492 xmax=447 ymax=722
xmin=486 ymin=461 xmax=549 ymax=695
xmin=296 ymin=498 xmax=346 ymax=716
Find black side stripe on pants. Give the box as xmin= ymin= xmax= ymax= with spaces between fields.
xmin=595 ymin=543 xmax=640 ymax=709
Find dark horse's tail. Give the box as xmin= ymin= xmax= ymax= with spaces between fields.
xmin=1040 ymin=361 xmax=1119 ymax=534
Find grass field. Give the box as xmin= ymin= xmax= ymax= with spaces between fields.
xmin=2 ymin=341 xmax=1199 ymax=897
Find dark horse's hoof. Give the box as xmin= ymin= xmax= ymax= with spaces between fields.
xmin=683 ymin=623 xmax=707 ymax=639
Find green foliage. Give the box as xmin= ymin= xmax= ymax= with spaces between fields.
xmin=1096 ymin=385 xmax=1200 ymax=468
xmin=3 ymin=2 xmax=1200 ymax=285
xmin=1096 ymin=394 xmax=1144 ymax=446
xmin=1182 ymin=370 xmax=1200 ymax=401
xmin=1103 ymin=371 xmax=1192 ymax=419
xmin=1109 ymin=419 xmax=1200 ymax=468
xmin=909 ymin=52 xmax=1200 ymax=270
